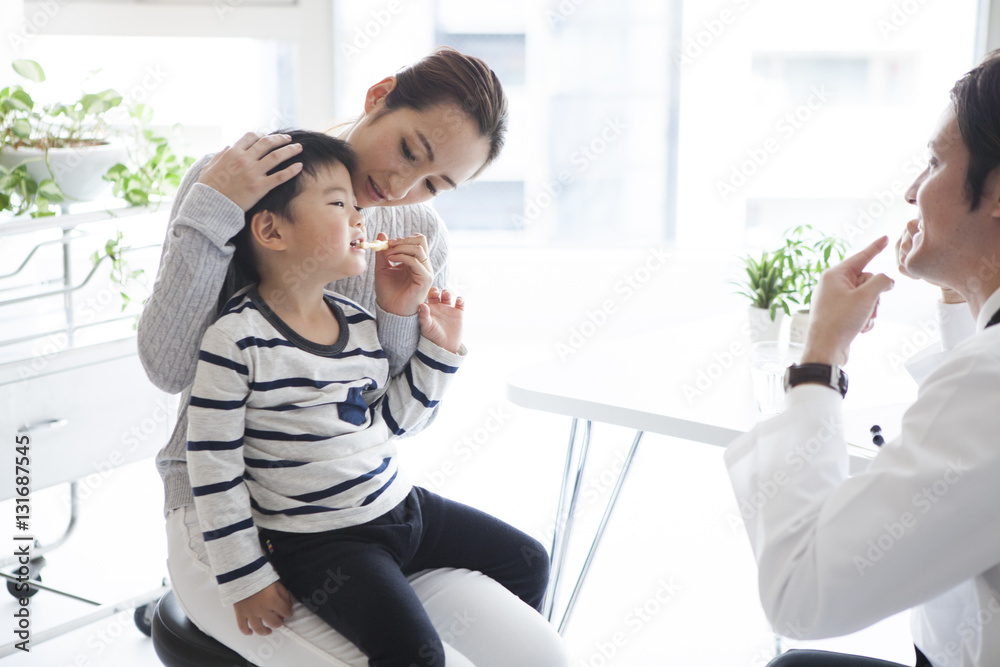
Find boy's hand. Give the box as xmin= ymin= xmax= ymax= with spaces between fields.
xmin=233 ymin=581 xmax=293 ymax=636
xmin=419 ymin=288 xmax=465 ymax=354
xmin=374 ymin=233 xmax=434 ymax=316
xmin=199 ymin=132 xmax=303 ymax=212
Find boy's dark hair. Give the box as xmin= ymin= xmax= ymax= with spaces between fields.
xmin=951 ymin=49 xmax=1000 ymax=211
xmin=219 ymin=130 xmax=358 ymax=311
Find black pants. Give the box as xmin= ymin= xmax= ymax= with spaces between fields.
xmin=258 ymin=486 xmax=550 ymax=667
xmin=768 ymin=646 xmax=934 ymax=667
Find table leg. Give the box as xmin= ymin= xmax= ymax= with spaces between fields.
xmin=557 ymin=429 xmax=644 ymax=635
xmin=543 ymin=418 xmax=593 ymax=622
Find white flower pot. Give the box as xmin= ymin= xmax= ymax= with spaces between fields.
xmin=0 ymin=142 xmax=127 ymax=202
xmin=747 ymin=306 xmax=784 ymax=343
xmin=789 ymin=309 xmax=811 ymax=345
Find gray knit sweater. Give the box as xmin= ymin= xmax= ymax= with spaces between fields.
xmin=138 ymin=154 xmax=451 ymax=516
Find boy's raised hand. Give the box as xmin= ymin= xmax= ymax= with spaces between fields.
xmin=232 ymin=581 xmax=293 ymax=636
xmin=419 ymin=288 xmax=465 ymax=354
xmin=374 ymin=233 xmax=434 ymax=316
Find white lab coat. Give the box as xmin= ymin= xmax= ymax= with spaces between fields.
xmin=725 ymin=290 xmax=1000 ymax=667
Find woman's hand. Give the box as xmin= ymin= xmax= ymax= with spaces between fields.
xmin=373 ymin=233 xmax=434 ymax=316
xmin=198 ymin=132 xmax=303 ymax=212
xmin=419 ymin=288 xmax=465 ymax=354
xmin=803 ymin=236 xmax=895 ymax=367
xmin=896 ymin=218 xmax=965 ymax=304
xmin=232 ymin=581 xmax=293 ymax=636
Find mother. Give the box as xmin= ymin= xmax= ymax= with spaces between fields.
xmin=139 ymin=47 xmax=568 ymax=666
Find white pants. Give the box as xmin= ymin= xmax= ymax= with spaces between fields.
xmin=165 ymin=505 xmax=569 ymax=666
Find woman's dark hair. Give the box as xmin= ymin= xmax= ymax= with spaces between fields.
xmin=217 ymin=129 xmax=357 ymax=312
xmin=376 ymin=46 xmax=508 ymax=178
xmin=951 ymin=49 xmax=1000 ymax=211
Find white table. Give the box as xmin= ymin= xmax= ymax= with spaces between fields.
xmin=506 ymin=313 xmax=916 ymax=633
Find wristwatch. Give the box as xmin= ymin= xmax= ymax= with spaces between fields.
xmin=783 ymin=363 xmax=848 ymax=398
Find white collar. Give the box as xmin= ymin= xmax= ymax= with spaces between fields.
xmin=975 ymin=285 xmax=1000 ymax=331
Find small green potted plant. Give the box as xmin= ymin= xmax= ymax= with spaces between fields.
xmin=733 ymin=247 xmax=798 ymax=343
xmin=0 ymin=59 xmax=127 ymax=214
xmin=780 ymin=225 xmax=847 ymax=343
xmin=1 ymin=59 xmax=194 ymax=312
xmin=1 ymin=59 xmax=193 ymax=217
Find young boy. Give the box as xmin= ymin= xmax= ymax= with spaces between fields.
xmin=186 ymin=131 xmax=544 ymax=666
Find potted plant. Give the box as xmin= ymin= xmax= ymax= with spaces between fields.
xmin=0 ymin=59 xmax=128 ymax=214
xmin=733 ymin=247 xmax=798 ymax=343
xmin=1 ymin=59 xmax=193 ymax=311
xmin=780 ymin=225 xmax=847 ymax=343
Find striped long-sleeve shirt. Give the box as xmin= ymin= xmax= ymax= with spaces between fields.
xmin=186 ymin=286 xmax=465 ymax=605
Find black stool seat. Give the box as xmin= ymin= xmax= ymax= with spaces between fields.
xmin=152 ymin=589 xmax=256 ymax=667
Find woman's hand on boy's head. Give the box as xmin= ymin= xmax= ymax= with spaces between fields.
xmin=373 ymin=233 xmax=434 ymax=316
xmin=198 ymin=132 xmax=303 ymax=212
xmin=419 ymin=288 xmax=465 ymax=354
xmin=232 ymin=581 xmax=293 ymax=636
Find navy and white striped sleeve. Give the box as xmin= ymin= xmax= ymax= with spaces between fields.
xmin=378 ymin=336 xmax=466 ymax=437
xmin=187 ymin=324 xmax=279 ymax=605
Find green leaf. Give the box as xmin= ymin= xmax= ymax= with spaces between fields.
xmin=7 ymin=88 xmax=33 ymax=112
xmin=36 ymin=179 xmax=64 ymax=202
xmin=104 ymin=163 xmax=129 ymax=178
xmin=132 ymin=103 xmax=154 ymax=125
xmin=125 ymin=189 xmax=148 ymax=206
xmin=11 ymin=118 xmax=31 ymax=138
xmin=12 ymin=59 xmax=45 ymax=83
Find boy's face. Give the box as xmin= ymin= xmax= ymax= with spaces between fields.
xmin=279 ymin=161 xmax=367 ymax=284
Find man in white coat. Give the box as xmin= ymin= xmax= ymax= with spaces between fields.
xmin=726 ymin=50 xmax=1000 ymax=667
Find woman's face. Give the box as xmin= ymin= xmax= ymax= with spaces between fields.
xmin=344 ymin=78 xmax=493 ymax=208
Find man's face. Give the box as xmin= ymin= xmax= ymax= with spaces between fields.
xmin=902 ymin=107 xmax=999 ymax=293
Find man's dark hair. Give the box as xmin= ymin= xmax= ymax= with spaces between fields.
xmin=219 ymin=130 xmax=358 ymax=309
xmin=951 ymin=49 xmax=1000 ymax=211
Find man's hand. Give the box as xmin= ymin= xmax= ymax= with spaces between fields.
xmin=232 ymin=581 xmax=293 ymax=636
xmin=373 ymin=233 xmax=434 ymax=316
xmin=896 ymin=218 xmax=965 ymax=304
xmin=198 ymin=132 xmax=303 ymax=212
xmin=418 ymin=288 xmax=465 ymax=354
xmin=803 ymin=236 xmax=895 ymax=367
